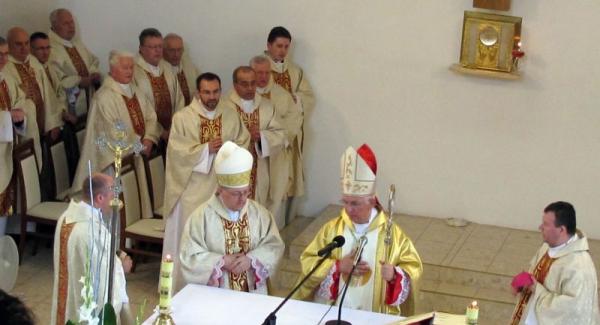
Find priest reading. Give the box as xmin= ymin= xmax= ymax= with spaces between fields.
xmin=293 ymin=144 xmax=423 ymax=316
xmin=179 ymin=141 xmax=284 ymax=294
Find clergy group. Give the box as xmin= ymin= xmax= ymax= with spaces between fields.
xmin=1 ymin=7 xmax=599 ymax=325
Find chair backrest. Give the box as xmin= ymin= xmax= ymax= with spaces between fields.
xmin=13 ymin=139 xmax=40 ymax=213
xmin=50 ymin=140 xmax=70 ymax=198
xmin=119 ymin=155 xmax=142 ymax=228
xmin=76 ymin=128 xmax=86 ymax=151
xmin=144 ymin=153 xmax=165 ymax=211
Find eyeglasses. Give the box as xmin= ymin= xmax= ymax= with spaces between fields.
xmin=224 ymin=189 xmax=251 ymax=199
xmin=143 ymin=45 xmax=163 ymax=50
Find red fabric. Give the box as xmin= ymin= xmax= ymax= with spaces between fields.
xmin=511 ymin=271 xmax=534 ymax=291
xmin=330 ymin=260 xmax=341 ymax=300
xmin=356 ymin=143 xmax=377 ymax=175
xmin=385 ymin=268 xmax=404 ymax=305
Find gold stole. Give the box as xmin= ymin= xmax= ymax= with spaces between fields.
xmin=177 ymin=70 xmax=191 ymax=106
xmin=0 ymin=80 xmax=14 ymax=215
xmin=235 ymin=106 xmax=259 ymax=200
xmin=510 ymin=252 xmax=557 ymax=325
xmin=14 ymin=62 xmax=45 ymax=134
xmin=145 ymin=72 xmax=173 ymax=131
xmin=199 ymin=115 xmax=222 ymax=143
xmin=64 ymin=46 xmax=90 ymax=78
xmin=259 ymin=92 xmax=271 ymax=100
xmin=220 ymin=213 xmax=251 ymax=292
xmin=44 ymin=66 xmax=56 ymax=89
xmin=271 ymin=70 xmax=292 ymax=94
xmin=121 ymin=94 xmax=146 ymax=137
xmin=55 ymin=219 xmax=76 ymax=325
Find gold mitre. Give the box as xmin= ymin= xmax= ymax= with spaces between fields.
xmin=340 ymin=144 xmax=377 ymax=196
xmin=215 ymin=141 xmax=253 ymax=188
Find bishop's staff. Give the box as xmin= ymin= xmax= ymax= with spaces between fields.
xmin=380 ymin=184 xmax=396 ymax=313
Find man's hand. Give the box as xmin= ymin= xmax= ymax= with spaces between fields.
xmin=62 ymin=111 xmax=78 ymax=124
xmin=380 ymin=261 xmax=396 ymax=282
xmin=223 ymin=253 xmax=244 ymax=272
xmin=48 ymin=127 xmax=61 ymax=141
xmin=141 ymin=139 xmax=153 ymax=156
xmin=120 ymin=252 xmax=133 ymax=274
xmin=208 ymin=137 xmax=223 ymax=154
xmin=160 ymin=129 xmax=170 ymax=141
xmin=90 ymin=72 xmax=102 ymax=83
xmin=10 ymin=108 xmax=25 ymax=123
xmin=231 ymin=255 xmax=252 ymax=275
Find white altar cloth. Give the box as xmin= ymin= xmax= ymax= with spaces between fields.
xmin=143 ymin=284 xmax=402 ymax=325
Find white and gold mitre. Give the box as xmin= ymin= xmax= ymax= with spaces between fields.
xmin=215 ymin=141 xmax=253 ymax=188
xmin=340 ymin=144 xmax=377 ymax=196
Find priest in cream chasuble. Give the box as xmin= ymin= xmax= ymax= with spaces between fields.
xmin=48 ymin=9 xmax=102 ymax=117
xmin=163 ymin=33 xmax=199 ymax=106
xmin=133 ymin=28 xmax=184 ymax=147
xmin=162 ymin=72 xmax=249 ymax=292
xmin=179 ymin=141 xmax=284 ymax=294
xmin=509 ymin=201 xmax=600 ymax=325
xmin=294 ymin=144 xmax=423 ymax=316
xmin=71 ymin=51 xmax=160 ymax=222
xmin=224 ymin=66 xmax=285 ymax=208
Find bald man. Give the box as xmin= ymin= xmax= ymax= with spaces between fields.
xmin=163 ymin=33 xmax=200 ymax=106
xmin=48 ymin=8 xmax=101 ymax=118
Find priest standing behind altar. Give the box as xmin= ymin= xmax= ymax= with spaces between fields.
xmin=509 ymin=201 xmax=600 ymax=325
xmin=71 ymin=50 xmax=159 ymax=221
xmin=133 ymin=28 xmax=185 ymax=151
xmin=264 ymin=26 xmax=314 ymax=225
xmin=179 ymin=141 xmax=284 ymax=294
xmin=250 ymin=55 xmax=301 ymax=229
xmin=51 ymin=173 xmax=134 ymax=325
xmin=162 ymin=72 xmax=249 ymax=292
xmin=48 ymin=8 xmax=101 ymax=118
xmin=224 ymin=66 xmax=286 ymax=208
xmin=0 ymin=36 xmax=34 ymax=235
xmin=293 ymin=144 xmax=422 ymax=316
xmin=163 ymin=33 xmax=199 ymax=106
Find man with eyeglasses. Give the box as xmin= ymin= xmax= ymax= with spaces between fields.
xmin=162 ymin=72 xmax=249 ymax=293
xmin=293 ymin=144 xmax=422 ymax=316
xmin=133 ymin=28 xmax=185 ymax=150
xmin=224 ymin=66 xmax=285 ymax=210
xmin=179 ymin=141 xmax=284 ymax=294
xmin=162 ymin=33 xmax=199 ymax=106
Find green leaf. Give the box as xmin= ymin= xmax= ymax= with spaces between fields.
xmin=65 ymin=320 xmax=77 ymax=325
xmin=99 ymin=303 xmax=117 ymax=325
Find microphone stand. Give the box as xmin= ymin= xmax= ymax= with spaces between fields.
xmin=261 ymin=250 xmax=333 ymax=325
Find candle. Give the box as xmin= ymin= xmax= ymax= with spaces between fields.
xmin=466 ymin=300 xmax=479 ymax=324
xmin=158 ymin=255 xmax=174 ymax=312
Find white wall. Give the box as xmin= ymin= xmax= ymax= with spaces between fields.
xmin=0 ymin=0 xmax=55 ymax=35
xmin=8 ymin=0 xmax=600 ymax=237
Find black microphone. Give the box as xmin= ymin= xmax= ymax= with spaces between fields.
xmin=317 ymin=235 xmax=346 ymax=257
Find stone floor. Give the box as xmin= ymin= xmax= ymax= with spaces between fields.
xmin=8 ymin=205 xmax=600 ymax=324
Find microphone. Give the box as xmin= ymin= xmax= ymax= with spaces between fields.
xmin=318 ymin=235 xmax=346 ymax=257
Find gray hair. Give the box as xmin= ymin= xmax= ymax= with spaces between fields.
xmin=49 ymin=8 xmax=71 ymax=27
xmin=164 ymin=33 xmax=182 ymax=42
xmin=109 ymin=50 xmax=134 ymax=68
xmin=249 ymin=55 xmax=270 ymax=68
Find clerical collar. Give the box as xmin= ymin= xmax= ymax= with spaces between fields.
xmin=79 ymin=200 xmax=102 ymax=219
xmin=256 ymin=87 xmax=266 ymax=94
xmin=353 ymin=208 xmax=378 ymax=235
xmin=548 ymin=234 xmax=577 ymax=258
xmin=9 ymin=55 xmax=30 ymax=65
xmin=51 ymin=30 xmax=74 ymax=48
xmin=118 ymin=82 xmax=133 ymax=98
xmin=240 ymin=98 xmax=255 ymax=113
xmin=272 ymin=61 xmax=285 ymax=73
xmin=169 ymin=63 xmax=182 ymax=74
xmin=143 ymin=60 xmax=161 ymax=77
xmin=217 ymin=196 xmax=243 ymax=222
xmin=198 ymin=99 xmax=216 ymax=119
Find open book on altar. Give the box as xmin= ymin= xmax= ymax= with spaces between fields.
xmin=387 ymin=311 xmax=466 ymax=325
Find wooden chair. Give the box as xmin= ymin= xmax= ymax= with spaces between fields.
xmin=48 ymin=136 xmax=71 ymax=201
xmin=118 ymin=155 xmax=163 ymax=263
xmin=13 ymin=139 xmax=69 ymax=261
xmin=143 ymin=152 xmax=165 ymax=218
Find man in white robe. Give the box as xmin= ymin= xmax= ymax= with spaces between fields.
xmin=510 ymin=201 xmax=600 ymax=325
xmin=51 ymin=173 xmax=133 ymax=325
xmin=251 ymin=55 xmax=301 ymax=229
xmin=179 ymin=141 xmax=284 ymax=294
xmin=163 ymin=33 xmax=199 ymax=106
xmin=224 ymin=66 xmax=285 ymax=209
xmin=162 ymin=72 xmax=249 ymax=292
xmin=133 ymin=28 xmax=185 ymax=150
xmin=48 ymin=8 xmax=101 ymax=119
xmin=5 ymin=27 xmax=63 ymax=199
xmin=71 ymin=50 xmax=160 ymax=222
xmin=0 ymin=36 xmax=33 ymax=235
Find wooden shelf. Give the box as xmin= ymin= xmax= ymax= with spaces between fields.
xmin=450 ymin=63 xmax=522 ymax=80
